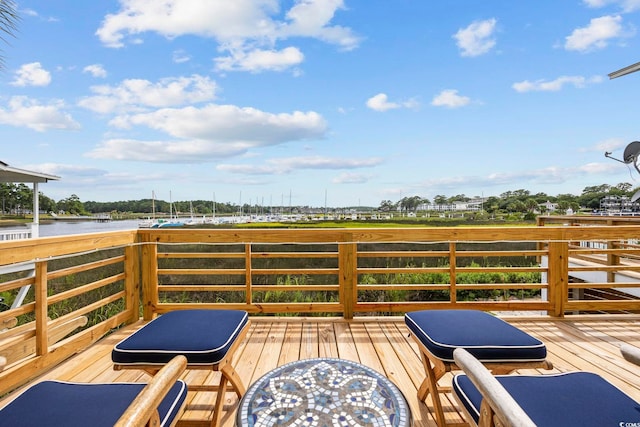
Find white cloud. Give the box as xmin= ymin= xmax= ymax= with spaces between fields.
xmin=366 ymin=93 xmax=418 ymax=112
xmin=215 ymin=47 xmax=304 ymax=73
xmin=564 ymin=15 xmax=630 ymax=51
xmin=583 ymin=0 xmax=640 ymax=12
xmin=585 ymin=138 xmax=639 ymax=167
xmin=581 ymin=138 xmax=626 ymax=153
xmin=217 ymin=156 xmax=382 ymax=175
xmin=22 ymin=163 xmax=169 ymax=194
xmin=0 ymin=96 xmax=80 ymax=132
xmin=111 ymin=105 xmax=326 ymax=141
xmin=83 ymin=64 xmax=108 ymax=78
xmin=413 ymin=162 xmax=621 ymax=193
xmin=26 ymin=163 xmax=104 ymax=178
xmin=96 ymin=0 xmax=360 ymax=73
xmin=96 ymin=0 xmax=278 ymax=48
xmin=453 ymin=18 xmax=497 ymax=57
xmin=431 ymin=90 xmax=471 ymax=108
xmin=86 ymin=138 xmax=234 ymax=162
xmin=279 ymin=0 xmax=361 ymax=51
xmin=78 ymin=74 xmax=217 ymax=114
xmin=20 ymin=8 xmax=58 ymax=22
xmin=578 ymin=162 xmax=621 ymax=174
xmin=87 ymin=105 xmax=328 ymax=162
xmin=366 ymin=94 xmax=398 ymax=112
xmin=512 ymin=75 xmax=603 ymax=92
xmin=21 ymin=8 xmax=39 ymax=17
xmin=172 ymin=49 xmax=191 ymax=63
xmin=11 ymin=62 xmax=52 ymax=87
xmin=332 ymin=172 xmax=371 ymax=184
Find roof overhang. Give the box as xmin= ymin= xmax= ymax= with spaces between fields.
xmin=0 ymin=161 xmax=60 ymax=184
xmin=609 ymin=61 xmax=640 ymax=79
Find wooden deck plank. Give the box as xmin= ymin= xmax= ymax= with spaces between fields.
xmin=278 ymin=322 xmax=302 ymax=365
xmin=365 ymin=322 xmax=436 ymax=427
xmin=235 ymin=321 xmax=270 ymax=390
xmin=517 ymin=318 xmax=640 ymax=400
xmin=3 ymin=315 xmax=640 ymax=427
xmin=300 ymin=322 xmax=319 ymax=359
xmin=318 ymin=322 xmax=339 ymax=358
xmin=347 ymin=322 xmax=384 ymax=373
xmin=334 ymin=321 xmax=359 ymax=362
xmin=250 ymin=322 xmax=286 ymax=383
xmin=554 ymin=320 xmax=640 ymax=398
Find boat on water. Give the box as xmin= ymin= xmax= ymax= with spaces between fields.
xmin=138 ymin=218 xmax=185 ymax=228
xmin=138 ymin=218 xmax=156 ymax=228
xmin=138 ymin=190 xmax=185 ymax=228
xmin=156 ymin=219 xmax=184 ymax=228
xmin=138 ymin=191 xmax=158 ymax=228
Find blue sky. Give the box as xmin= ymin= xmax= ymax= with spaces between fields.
xmin=2 ymin=0 xmax=640 ymax=207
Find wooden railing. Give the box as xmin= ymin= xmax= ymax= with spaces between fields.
xmin=1 ymin=224 xmax=640 ymax=395
xmin=538 ymin=216 xmax=640 ymax=312
xmin=0 ymin=230 xmax=139 ymax=394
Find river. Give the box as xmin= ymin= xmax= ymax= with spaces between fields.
xmin=40 ymin=220 xmax=139 ymax=237
xmin=36 ymin=219 xmax=140 ymax=237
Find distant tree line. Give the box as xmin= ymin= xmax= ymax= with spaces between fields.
xmin=0 ymin=183 xmax=242 ymax=217
xmin=83 ymin=199 xmax=238 ymax=217
xmin=0 ymin=183 xmax=58 ymax=215
xmin=0 ymin=182 xmax=637 ymax=218
xmin=381 ymin=183 xmax=637 ymax=216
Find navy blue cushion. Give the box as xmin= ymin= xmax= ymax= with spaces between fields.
xmin=113 ymin=310 xmax=249 ymax=365
xmin=404 ymin=310 xmax=546 ymax=362
xmin=0 ymin=379 xmax=187 ymax=427
xmin=453 ymin=372 xmax=640 ymax=426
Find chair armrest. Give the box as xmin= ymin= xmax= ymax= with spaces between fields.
xmin=453 ymin=348 xmax=536 ymax=427
xmin=621 ymin=344 xmax=640 ymax=367
xmin=114 ymin=355 xmax=187 ymax=427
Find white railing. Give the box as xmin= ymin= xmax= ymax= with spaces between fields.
xmin=0 ymin=228 xmax=32 ymax=241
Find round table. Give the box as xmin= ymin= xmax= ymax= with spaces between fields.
xmin=236 ymin=358 xmax=411 ymax=427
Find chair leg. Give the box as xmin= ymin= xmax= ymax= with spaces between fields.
xmin=207 ymin=361 xmax=244 ymax=427
xmin=221 ymin=362 xmax=245 ymax=398
xmin=419 ymin=353 xmax=448 ymax=427
xmin=211 ymin=375 xmax=229 ymax=427
xmin=478 ymin=399 xmax=496 ymax=427
xmin=418 ymin=351 xmax=447 ymax=399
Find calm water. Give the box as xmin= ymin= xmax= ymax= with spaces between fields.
xmin=36 ymin=219 xmax=140 ymax=237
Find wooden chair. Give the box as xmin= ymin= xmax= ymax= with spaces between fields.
xmin=112 ymin=309 xmax=250 ymax=427
xmin=0 ymin=355 xmax=188 ymax=427
xmin=405 ymin=310 xmax=552 ymax=427
xmin=452 ymin=347 xmax=640 ymax=427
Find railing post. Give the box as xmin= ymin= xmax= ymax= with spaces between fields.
xmin=607 ymin=241 xmax=619 ymax=283
xmin=547 ymin=241 xmax=568 ymax=317
xmin=141 ymin=242 xmax=159 ymax=320
xmin=536 ymin=217 xmax=544 ymax=264
xmin=605 ymin=219 xmax=618 ymax=283
xmin=124 ymin=245 xmax=140 ymax=324
xmin=449 ymin=242 xmax=457 ymax=304
xmin=245 ymin=243 xmax=253 ymax=307
xmin=339 ymin=242 xmax=357 ymax=320
xmin=34 ymin=260 xmax=48 ymax=356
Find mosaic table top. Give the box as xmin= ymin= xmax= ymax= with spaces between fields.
xmin=236 ymin=358 xmax=411 ymax=427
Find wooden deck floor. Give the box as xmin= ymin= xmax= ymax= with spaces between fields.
xmin=3 ymin=315 xmax=640 ymax=426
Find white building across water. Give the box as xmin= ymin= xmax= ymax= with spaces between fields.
xmin=0 ymin=161 xmax=60 ymax=240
